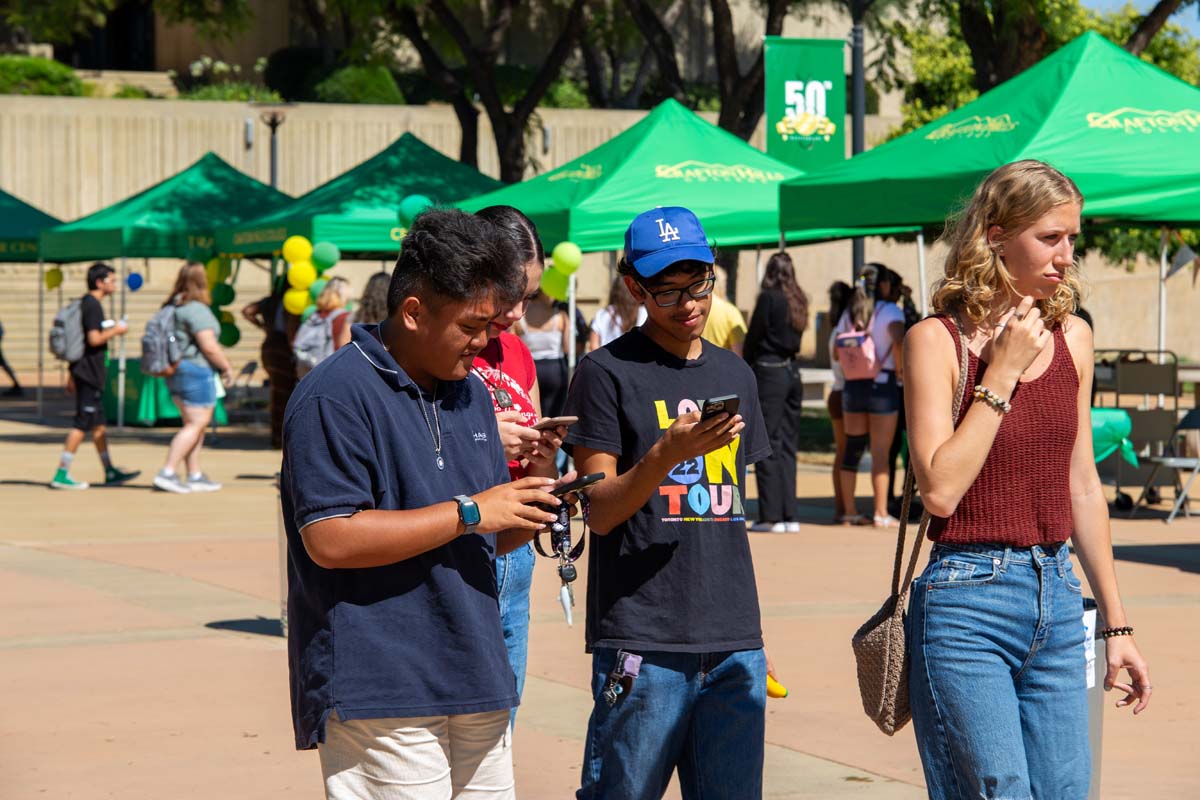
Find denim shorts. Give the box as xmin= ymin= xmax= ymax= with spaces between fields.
xmin=842 ymin=371 xmax=900 ymax=414
xmin=168 ymin=360 xmax=216 ymax=408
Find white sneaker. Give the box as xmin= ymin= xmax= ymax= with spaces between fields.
xmin=187 ymin=474 xmax=222 ymax=492
xmin=783 ymin=521 xmax=801 ymax=533
xmin=748 ymin=521 xmax=790 ymax=533
xmin=153 ymin=471 xmax=191 ymax=494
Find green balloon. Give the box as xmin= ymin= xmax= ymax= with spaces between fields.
xmin=300 ymin=304 xmax=318 ymax=323
xmin=309 ymin=278 xmax=329 ymax=301
xmin=211 ymin=283 xmax=236 ymax=307
xmin=312 ymin=241 xmax=341 ymax=271
xmin=218 ymin=322 xmax=241 ymax=348
xmin=540 ymin=265 xmax=570 ymax=302
xmin=399 ymin=194 xmax=434 ymax=224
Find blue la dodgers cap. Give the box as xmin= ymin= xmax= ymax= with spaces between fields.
xmin=624 ymin=206 xmax=715 ymax=279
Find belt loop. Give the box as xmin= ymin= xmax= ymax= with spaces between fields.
xmin=1001 ymin=547 xmax=1012 ymax=571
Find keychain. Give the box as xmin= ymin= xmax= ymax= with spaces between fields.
xmin=534 ymin=492 xmax=588 ymax=626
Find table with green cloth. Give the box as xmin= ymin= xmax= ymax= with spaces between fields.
xmin=1092 ymin=407 xmax=1137 ymax=467
xmin=103 ymin=358 xmax=228 ymax=426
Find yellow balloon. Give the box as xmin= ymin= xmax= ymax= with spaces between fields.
xmin=282 ymin=235 xmax=313 ymax=265
xmin=283 ymin=288 xmax=310 ymax=315
xmin=288 ymin=261 xmax=317 ymax=291
xmin=205 ymin=258 xmax=221 ymax=287
xmin=45 ymin=267 xmax=64 ymax=290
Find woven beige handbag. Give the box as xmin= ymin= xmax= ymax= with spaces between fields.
xmin=851 ymin=319 xmax=968 ymax=736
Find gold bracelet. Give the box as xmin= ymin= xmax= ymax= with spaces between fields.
xmin=973 ymin=385 xmax=1012 ymax=414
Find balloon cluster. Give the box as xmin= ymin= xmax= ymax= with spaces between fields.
xmin=282 ymin=235 xmax=341 ymax=322
xmin=540 ymin=242 xmax=582 ymax=302
xmin=201 ymin=256 xmax=242 ymax=347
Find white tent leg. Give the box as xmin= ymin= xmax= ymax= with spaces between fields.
xmin=917 ymin=231 xmax=929 ymax=316
xmin=568 ymin=274 xmax=577 ymax=371
xmin=1158 ymin=228 xmax=1168 ymax=363
xmin=37 ymin=259 xmax=45 ymax=419
xmin=117 ymin=256 xmax=127 ymax=429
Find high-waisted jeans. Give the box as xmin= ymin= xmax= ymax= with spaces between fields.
xmin=907 ymin=542 xmax=1090 ymax=800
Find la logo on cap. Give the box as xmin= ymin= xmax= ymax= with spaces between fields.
xmin=655 ymin=218 xmax=681 ymax=243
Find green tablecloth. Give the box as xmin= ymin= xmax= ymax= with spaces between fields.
xmin=103 ymin=358 xmax=228 ymax=427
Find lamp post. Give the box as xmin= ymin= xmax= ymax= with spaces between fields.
xmin=850 ymin=0 xmax=871 ymax=280
xmin=250 ymin=102 xmax=294 ymax=189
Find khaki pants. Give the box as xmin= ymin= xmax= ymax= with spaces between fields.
xmin=319 ymin=710 xmax=515 ymax=800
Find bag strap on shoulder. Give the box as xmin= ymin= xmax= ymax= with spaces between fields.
xmin=890 ymin=315 xmax=969 ymax=598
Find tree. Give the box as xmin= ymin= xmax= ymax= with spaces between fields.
xmin=578 ymin=0 xmax=677 ymax=109
xmin=0 ymin=0 xmax=252 ymax=43
xmin=1125 ymin=0 xmax=1199 ymax=55
xmin=385 ymin=0 xmax=586 ymax=182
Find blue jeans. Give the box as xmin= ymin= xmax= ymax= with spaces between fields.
xmin=907 ymin=543 xmax=1090 ymax=800
xmin=577 ymin=647 xmax=766 ymax=800
xmin=495 ymin=541 xmax=535 ymax=728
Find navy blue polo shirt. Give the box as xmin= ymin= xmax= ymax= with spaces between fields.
xmin=281 ymin=323 xmax=516 ymax=750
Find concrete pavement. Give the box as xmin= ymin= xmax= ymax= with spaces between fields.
xmin=1 ymin=395 xmax=1196 ymax=798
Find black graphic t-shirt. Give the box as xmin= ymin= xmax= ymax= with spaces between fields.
xmin=563 ymin=328 xmax=770 ymax=653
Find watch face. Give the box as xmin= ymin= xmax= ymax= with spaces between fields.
xmin=459 ymin=498 xmax=482 ymax=526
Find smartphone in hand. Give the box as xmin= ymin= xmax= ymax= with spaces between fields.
xmin=700 ymin=394 xmax=740 ymax=422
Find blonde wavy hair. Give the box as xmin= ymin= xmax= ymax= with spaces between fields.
xmin=316 ymin=277 xmax=350 ymax=313
xmin=932 ymin=160 xmax=1084 ymax=328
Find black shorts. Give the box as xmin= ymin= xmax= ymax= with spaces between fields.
xmin=73 ymin=381 xmax=105 ymax=431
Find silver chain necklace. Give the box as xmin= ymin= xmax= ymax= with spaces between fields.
xmin=378 ymin=321 xmax=444 ymax=471
xmin=417 ymin=382 xmax=445 ymax=471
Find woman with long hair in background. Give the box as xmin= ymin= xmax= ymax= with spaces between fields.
xmin=744 ymin=252 xmax=808 ymax=533
xmin=589 ymin=274 xmax=646 ymax=351
xmin=832 ymin=263 xmax=906 ymax=527
xmin=154 ymin=262 xmax=234 ymax=494
xmin=825 ymin=280 xmax=854 ymax=522
xmin=354 ymin=271 xmax=391 ymax=325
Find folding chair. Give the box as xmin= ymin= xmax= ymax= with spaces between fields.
xmin=1129 ymin=409 xmax=1200 ymax=523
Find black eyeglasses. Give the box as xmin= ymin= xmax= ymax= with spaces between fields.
xmin=639 ymin=274 xmax=716 ymax=307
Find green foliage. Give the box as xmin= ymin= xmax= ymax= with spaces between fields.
xmin=543 ymin=78 xmax=589 ymax=109
xmin=884 ymin=22 xmax=977 ymax=136
xmin=314 ymin=65 xmax=404 ymax=104
xmin=0 ymin=55 xmax=85 ymax=96
xmin=112 ymin=84 xmax=157 ymax=99
xmin=1 ymin=0 xmax=252 ymax=43
xmin=179 ymin=82 xmax=281 ymax=102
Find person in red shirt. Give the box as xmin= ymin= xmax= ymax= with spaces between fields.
xmin=473 ymin=205 xmax=569 ymax=729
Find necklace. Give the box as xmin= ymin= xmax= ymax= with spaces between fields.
xmin=417 ymin=382 xmax=445 ymax=471
xmin=473 ymin=340 xmax=513 ymax=409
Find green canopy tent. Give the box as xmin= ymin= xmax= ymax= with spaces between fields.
xmin=215 ymin=132 xmax=504 ymax=257
xmin=459 ymin=98 xmax=906 ymax=252
xmin=458 ymin=99 xmax=913 ymax=368
xmin=38 ymin=152 xmax=292 ymax=424
xmin=779 ymin=32 xmax=1200 ymax=340
xmin=0 ymin=187 xmax=60 ymax=261
xmin=0 ymin=188 xmax=60 ymax=407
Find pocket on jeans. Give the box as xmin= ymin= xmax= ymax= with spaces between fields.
xmin=1063 ymin=562 xmax=1083 ymax=594
xmin=927 ymin=554 xmax=999 ymax=588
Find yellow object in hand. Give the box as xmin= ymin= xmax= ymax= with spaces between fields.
xmin=766 ymin=674 xmax=788 ymax=699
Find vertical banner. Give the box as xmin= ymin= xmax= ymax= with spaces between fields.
xmin=764 ymin=37 xmax=846 ymax=171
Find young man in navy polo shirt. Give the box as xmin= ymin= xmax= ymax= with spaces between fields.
xmin=563 ymin=207 xmax=773 ymax=799
xmin=281 ymin=209 xmax=564 ymax=800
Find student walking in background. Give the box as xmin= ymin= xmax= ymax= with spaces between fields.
xmin=242 ymin=278 xmax=297 ymax=449
xmin=50 ymin=263 xmax=139 ymax=490
xmin=154 ymin=263 xmax=234 ymax=494
xmin=826 ymin=281 xmax=854 ymax=522
xmin=589 ymin=275 xmax=646 ymax=350
xmin=905 ymin=161 xmax=1150 ymax=799
xmin=0 ymin=316 xmax=22 ymax=396
xmin=744 ymin=252 xmax=808 ymax=533
xmin=515 ymin=289 xmax=571 ymax=419
xmin=294 ymin=276 xmax=352 ymax=378
xmin=833 ymin=263 xmax=906 ymax=527
xmin=701 ymin=264 xmax=748 ymax=355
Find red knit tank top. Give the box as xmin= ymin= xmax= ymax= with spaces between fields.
xmin=927 ymin=315 xmax=1079 ymax=546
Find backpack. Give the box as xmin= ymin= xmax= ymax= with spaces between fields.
xmin=141 ymin=304 xmax=184 ymax=376
xmin=293 ymin=309 xmax=348 ymax=377
xmin=49 ymin=299 xmax=86 ymax=363
xmin=835 ymin=328 xmax=892 ymax=381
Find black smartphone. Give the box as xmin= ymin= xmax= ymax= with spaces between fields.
xmin=700 ymin=394 xmax=740 ymax=422
xmin=552 ymin=472 xmax=606 ymax=497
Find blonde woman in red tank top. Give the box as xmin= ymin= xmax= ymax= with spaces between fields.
xmin=902 ymin=161 xmax=1151 ymax=800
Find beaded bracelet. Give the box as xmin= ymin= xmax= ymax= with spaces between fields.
xmin=973 ymin=385 xmax=1012 ymax=414
xmin=1101 ymin=626 xmax=1134 ymax=639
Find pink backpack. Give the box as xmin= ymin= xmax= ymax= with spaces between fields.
xmin=835 ymin=329 xmax=890 ymax=381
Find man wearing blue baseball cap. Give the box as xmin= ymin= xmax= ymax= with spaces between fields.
xmin=563 ymin=207 xmax=776 ymax=799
